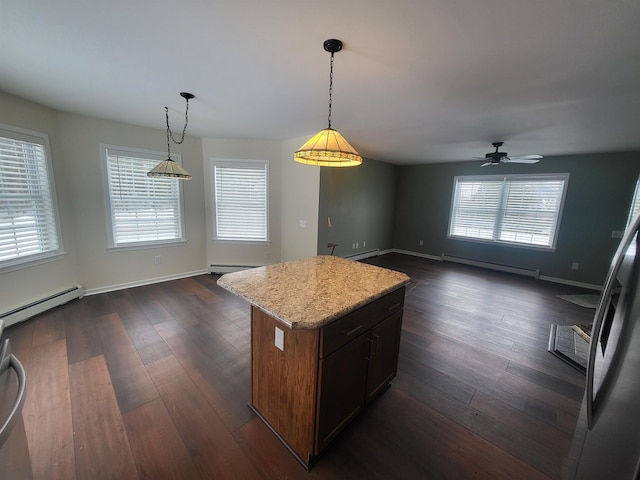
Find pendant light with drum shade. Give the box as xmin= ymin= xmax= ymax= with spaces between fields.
xmin=147 ymin=92 xmax=194 ymax=179
xmin=294 ymin=39 xmax=362 ymax=167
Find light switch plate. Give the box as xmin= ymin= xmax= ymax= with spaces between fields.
xmin=275 ymin=326 xmax=284 ymax=351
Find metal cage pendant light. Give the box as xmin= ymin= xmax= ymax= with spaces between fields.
xmin=294 ymin=39 xmax=362 ymax=167
xmin=147 ymin=92 xmax=194 ymax=180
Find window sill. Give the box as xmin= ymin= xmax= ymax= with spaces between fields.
xmin=0 ymin=251 xmax=66 ymax=274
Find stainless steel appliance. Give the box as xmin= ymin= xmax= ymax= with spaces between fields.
xmin=0 ymin=322 xmax=32 ymax=480
xmin=565 ymin=214 xmax=640 ymax=479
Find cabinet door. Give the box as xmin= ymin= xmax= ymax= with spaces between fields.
xmin=315 ymin=332 xmax=370 ymax=454
xmin=366 ymin=310 xmax=403 ymax=403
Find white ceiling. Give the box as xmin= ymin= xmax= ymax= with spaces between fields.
xmin=2 ymin=0 xmax=640 ymax=165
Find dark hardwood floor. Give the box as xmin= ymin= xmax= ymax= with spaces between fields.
xmin=2 ymin=253 xmax=595 ymax=479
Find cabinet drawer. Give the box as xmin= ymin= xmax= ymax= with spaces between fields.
xmin=320 ymin=287 xmax=405 ymax=358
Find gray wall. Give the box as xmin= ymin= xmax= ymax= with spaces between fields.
xmin=318 ymin=158 xmax=397 ymax=258
xmin=393 ymin=152 xmax=640 ymax=285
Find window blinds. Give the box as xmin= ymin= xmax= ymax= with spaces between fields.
xmin=0 ymin=131 xmax=60 ymax=265
xmin=449 ymin=174 xmax=568 ymax=249
xmin=213 ymin=161 xmax=268 ymax=242
xmin=105 ymin=149 xmax=184 ymax=246
xmin=450 ymin=180 xmax=503 ymax=240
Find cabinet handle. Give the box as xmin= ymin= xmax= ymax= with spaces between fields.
xmin=341 ymin=324 xmax=363 ymax=336
xmin=365 ymin=338 xmax=374 ymax=360
xmin=385 ymin=302 xmax=402 ymax=312
xmin=371 ymin=333 xmax=379 ymax=356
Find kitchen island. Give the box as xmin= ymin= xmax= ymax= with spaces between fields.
xmin=217 ymin=255 xmax=409 ymax=468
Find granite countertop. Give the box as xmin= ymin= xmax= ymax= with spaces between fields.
xmin=217 ymin=255 xmax=410 ymax=329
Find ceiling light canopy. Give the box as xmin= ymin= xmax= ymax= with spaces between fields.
xmin=148 ymin=92 xmax=194 ymax=180
xmin=294 ymin=39 xmax=362 ymax=168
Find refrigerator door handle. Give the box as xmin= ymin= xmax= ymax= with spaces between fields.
xmin=586 ymin=213 xmax=640 ymax=429
xmin=0 ymin=342 xmax=27 ymax=448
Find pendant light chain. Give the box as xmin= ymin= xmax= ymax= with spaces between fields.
xmin=166 ymin=97 xmax=191 ymax=147
xmin=327 ymin=51 xmax=334 ymax=129
xmin=164 ymin=97 xmax=190 ymax=161
xmin=165 ymin=107 xmax=173 ymax=160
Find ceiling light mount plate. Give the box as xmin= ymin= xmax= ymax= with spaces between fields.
xmin=323 ymin=39 xmax=343 ymax=53
xmin=180 ymin=92 xmax=195 ymax=100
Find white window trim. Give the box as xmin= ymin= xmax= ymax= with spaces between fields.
xmin=101 ymin=144 xmax=187 ymax=250
xmin=211 ymin=158 xmax=270 ymax=244
xmin=0 ymin=124 xmax=65 ymax=273
xmin=447 ymin=173 xmax=570 ymax=251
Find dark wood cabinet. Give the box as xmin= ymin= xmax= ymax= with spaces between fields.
xmin=315 ymin=331 xmax=370 ymax=452
xmin=366 ymin=310 xmax=403 ymax=403
xmin=250 ymin=286 xmax=405 ymax=468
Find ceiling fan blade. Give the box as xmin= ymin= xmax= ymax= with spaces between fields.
xmin=508 ymin=154 xmax=543 ymax=160
xmin=504 ymin=158 xmax=540 ymax=164
xmin=481 ymin=162 xmax=492 ymax=167
xmin=472 ymin=157 xmax=487 ymax=160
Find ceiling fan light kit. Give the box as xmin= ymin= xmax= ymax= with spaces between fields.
xmin=294 ymin=39 xmax=363 ymax=168
xmin=477 ymin=141 xmax=542 ymax=167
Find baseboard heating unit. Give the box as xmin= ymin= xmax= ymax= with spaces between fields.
xmin=209 ymin=265 xmax=259 ymax=274
xmin=0 ymin=285 xmax=84 ymax=328
xmin=441 ymin=254 xmax=540 ymax=279
xmin=344 ymin=249 xmax=380 ymax=261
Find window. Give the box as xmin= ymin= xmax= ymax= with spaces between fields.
xmin=212 ymin=159 xmax=269 ymax=242
xmin=0 ymin=125 xmax=63 ymax=271
xmin=626 ymin=175 xmax=640 ymax=228
xmin=448 ymin=174 xmax=569 ymax=250
xmin=102 ymin=145 xmax=185 ymax=248
xmin=624 ymin=175 xmax=640 ymax=255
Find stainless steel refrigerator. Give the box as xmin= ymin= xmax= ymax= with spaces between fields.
xmin=564 ymin=214 xmax=640 ymax=479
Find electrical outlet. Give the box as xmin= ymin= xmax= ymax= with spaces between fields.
xmin=154 ymin=255 xmax=162 ymax=265
xmin=419 ymin=240 xmax=424 ymax=246
xmin=275 ymin=327 xmax=284 ymax=351
xmin=355 ymin=242 xmax=359 ymax=249
xmin=571 ymin=262 xmax=579 ymax=270
xmin=352 ymin=243 xmax=356 ymax=249
xmin=363 ymin=241 xmax=366 ymax=247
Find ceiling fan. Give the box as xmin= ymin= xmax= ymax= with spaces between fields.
xmin=475 ymin=142 xmax=542 ymax=167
